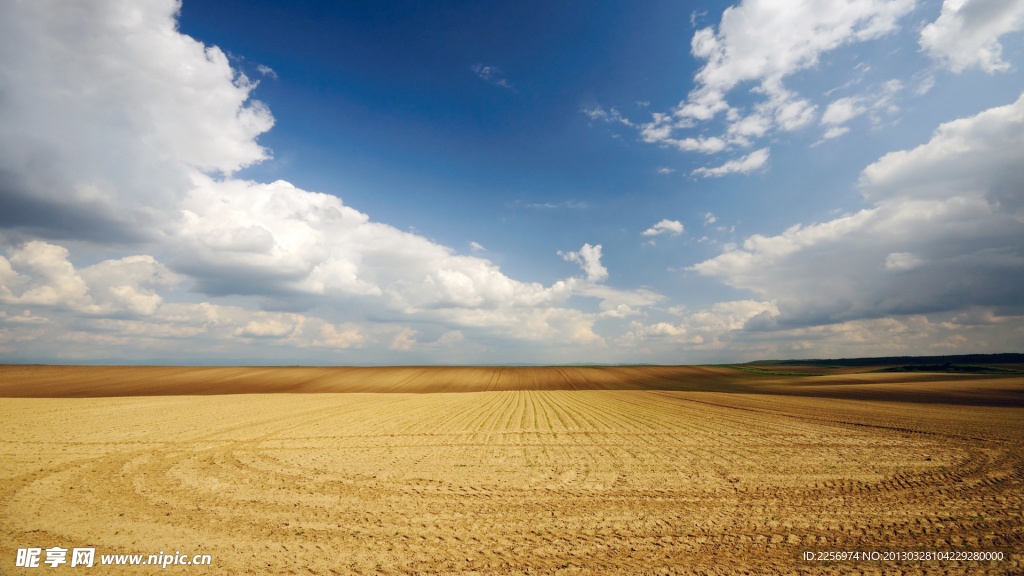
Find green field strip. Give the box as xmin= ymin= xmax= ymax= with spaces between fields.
xmin=712 ymin=365 xmax=830 ymax=376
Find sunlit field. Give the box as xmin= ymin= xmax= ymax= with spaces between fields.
xmin=2 ymin=366 xmax=1022 ymax=574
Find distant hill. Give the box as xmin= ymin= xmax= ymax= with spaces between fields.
xmin=869 ymin=364 xmax=1024 ymax=375
xmin=744 ymin=353 xmax=1024 ymax=367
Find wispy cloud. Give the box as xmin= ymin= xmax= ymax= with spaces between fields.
xmin=256 ymin=64 xmax=277 ymax=79
xmin=582 ymin=105 xmax=634 ymax=127
xmin=526 ymin=200 xmax=590 ymax=210
xmin=692 ymin=148 xmax=769 ymax=178
xmin=472 ymin=64 xmax=516 ymax=91
xmin=817 ymin=79 xmax=903 ymax=142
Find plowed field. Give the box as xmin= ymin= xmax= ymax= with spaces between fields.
xmin=1 ymin=366 xmax=1022 ymax=574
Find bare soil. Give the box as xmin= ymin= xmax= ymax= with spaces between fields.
xmin=1 ymin=366 xmax=1021 ymax=574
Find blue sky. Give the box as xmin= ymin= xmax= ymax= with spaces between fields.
xmin=0 ymin=0 xmax=1022 ymax=364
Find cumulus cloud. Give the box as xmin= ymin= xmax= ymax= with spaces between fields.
xmin=642 ymin=220 xmax=684 ymax=236
xmin=0 ymin=242 xmax=94 ymax=311
xmin=681 ymin=0 xmax=912 ymax=119
xmin=920 ymin=0 xmax=1024 ymax=73
xmin=621 ymin=301 xmax=1023 ymax=359
xmin=692 ymin=148 xmax=769 ymax=178
xmin=0 ymin=240 xmax=371 ymax=354
xmin=390 ymin=327 xmax=418 ymax=351
xmin=235 ymin=318 xmax=297 ymax=339
xmin=0 ymin=241 xmax=181 ymax=317
xmin=3 ymin=240 xmax=622 ymax=360
xmin=559 ymin=244 xmax=609 ymax=282
xmin=623 ymin=300 xmax=779 ymax=347
xmin=691 ymin=93 xmax=1024 ymax=327
xmin=172 ymin=175 xmax=620 ymax=320
xmin=621 ymin=0 xmax=915 ymax=160
xmin=0 ymin=0 xmax=274 ymax=241
xmin=0 ymin=0 xmax=672 ymax=362
xmin=314 ymin=323 xmax=365 ymax=349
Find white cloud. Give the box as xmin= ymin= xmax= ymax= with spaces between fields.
xmin=682 ymin=0 xmax=913 ymax=118
xmin=390 ymin=327 xmax=417 ymax=351
xmin=0 ymin=242 xmax=93 ymax=311
xmin=175 ymin=175 xmax=617 ymax=319
xmin=703 ymin=213 xmax=717 ymax=225
xmin=0 ymin=310 xmax=49 ymax=324
xmin=577 ymin=284 xmax=664 ymax=311
xmin=0 ymin=240 xmax=624 ymax=357
xmin=235 ymin=319 xmax=297 ymax=339
xmin=0 ymin=0 xmax=274 ymax=240
xmin=884 ymin=251 xmax=924 ymax=270
xmin=0 ymin=242 xmax=182 ymax=317
xmin=638 ymin=114 xmax=724 ymax=152
xmin=431 ymin=330 xmax=464 ymax=347
xmin=623 ymin=300 xmax=779 ymax=347
xmin=822 ymin=97 xmax=869 ymax=125
xmin=0 ymin=242 xmax=367 ymax=352
xmin=657 ymin=167 xmax=676 ymax=174
xmin=621 ymin=302 xmax=1023 ymax=359
xmin=920 ymin=0 xmax=1024 ymax=73
xmin=819 ymin=77 xmax=901 ymax=126
xmin=256 ymin=64 xmax=277 ymax=79
xmin=628 ymin=0 xmax=914 ymax=158
xmin=598 ymin=304 xmax=641 ymax=319
xmin=0 ymin=0 xmax=675 ymax=362
xmin=0 ymin=236 xmax=656 ymax=360
xmin=858 ymin=91 xmax=1024 ymax=205
xmin=823 ymin=126 xmax=852 ymax=140
xmin=914 ymin=73 xmax=936 ymax=95
xmin=526 ymin=200 xmax=589 ymax=210
xmin=470 ymin=241 xmax=486 ymax=252
xmin=560 ymin=244 xmax=609 ymax=282
xmin=818 ymin=79 xmax=903 ymax=140
xmin=583 ymin=105 xmax=634 ymax=127
xmin=642 ymin=220 xmax=684 ymax=236
xmin=692 ymin=148 xmax=769 ymax=178
xmin=472 ymin=64 xmax=516 ymax=91
xmin=672 ymin=136 xmax=728 ymax=153
xmin=691 ymin=93 xmax=1024 ymax=326
xmin=314 ymin=323 xmax=365 ymax=349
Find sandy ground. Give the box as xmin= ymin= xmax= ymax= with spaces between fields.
xmin=1 ymin=367 xmax=1022 ymax=574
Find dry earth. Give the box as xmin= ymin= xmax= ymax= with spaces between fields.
xmin=1 ymin=365 xmax=1022 ymax=575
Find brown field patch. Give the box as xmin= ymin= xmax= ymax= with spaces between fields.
xmin=1 ymin=366 xmax=1022 ymax=574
